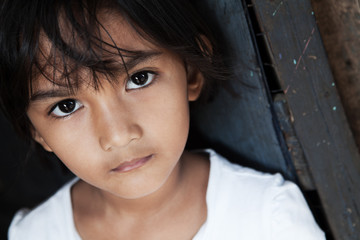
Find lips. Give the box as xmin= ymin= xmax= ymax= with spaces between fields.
xmin=111 ymin=154 xmax=153 ymax=173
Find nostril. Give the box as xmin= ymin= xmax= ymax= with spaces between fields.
xmin=98 ymin=123 xmax=143 ymax=151
xmin=99 ymin=137 xmax=113 ymax=152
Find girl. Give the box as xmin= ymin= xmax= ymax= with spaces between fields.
xmin=0 ymin=0 xmax=325 ymax=239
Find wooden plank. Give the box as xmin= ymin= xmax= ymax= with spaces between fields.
xmin=273 ymin=94 xmax=316 ymax=190
xmin=191 ymin=0 xmax=297 ymax=180
xmin=311 ymin=0 xmax=360 ymax=152
xmin=251 ymin=0 xmax=360 ymax=239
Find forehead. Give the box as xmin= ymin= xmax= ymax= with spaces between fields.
xmin=98 ymin=13 xmax=154 ymax=50
xmin=38 ymin=10 xmax=160 ymax=64
xmin=31 ymin=10 xmax=163 ymax=94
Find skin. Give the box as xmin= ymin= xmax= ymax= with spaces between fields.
xmin=27 ymin=14 xmax=210 ymax=239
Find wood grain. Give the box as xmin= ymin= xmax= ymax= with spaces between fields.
xmin=252 ymin=0 xmax=360 ymax=238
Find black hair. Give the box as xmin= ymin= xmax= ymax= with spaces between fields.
xmin=0 ymin=0 xmax=226 ymax=143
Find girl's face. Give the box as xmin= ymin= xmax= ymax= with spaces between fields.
xmin=27 ymin=15 xmax=203 ymax=199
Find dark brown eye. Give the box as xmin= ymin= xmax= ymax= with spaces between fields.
xmin=132 ymin=72 xmax=148 ymax=85
xmin=51 ymin=99 xmax=82 ymax=117
xmin=58 ymin=99 xmax=76 ymax=113
xmin=126 ymin=71 xmax=156 ymax=90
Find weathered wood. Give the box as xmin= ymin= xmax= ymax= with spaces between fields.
xmin=251 ymin=0 xmax=360 ymax=239
xmin=273 ymin=94 xmax=316 ymax=190
xmin=191 ymin=0 xmax=297 ymax=180
xmin=311 ymin=0 xmax=360 ymax=152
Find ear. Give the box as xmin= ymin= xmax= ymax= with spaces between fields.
xmin=32 ymin=128 xmax=53 ymax=152
xmin=187 ymin=34 xmax=213 ymax=101
xmin=187 ymin=66 xmax=205 ymax=101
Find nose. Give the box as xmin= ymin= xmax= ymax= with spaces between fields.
xmin=95 ymin=98 xmax=142 ymax=151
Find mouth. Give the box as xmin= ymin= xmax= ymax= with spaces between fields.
xmin=111 ymin=154 xmax=153 ymax=173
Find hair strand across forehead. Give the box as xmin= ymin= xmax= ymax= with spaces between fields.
xmin=0 ymin=0 xmax=227 ymax=141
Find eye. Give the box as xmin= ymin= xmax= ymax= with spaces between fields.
xmin=126 ymin=71 xmax=156 ymax=90
xmin=50 ymin=99 xmax=83 ymax=117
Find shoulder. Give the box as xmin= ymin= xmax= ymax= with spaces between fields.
xmin=206 ymin=149 xmax=290 ymax=209
xmin=207 ymin=149 xmax=286 ymax=196
xmin=8 ymin=178 xmax=79 ymax=240
xmin=204 ymin=149 xmax=325 ymax=240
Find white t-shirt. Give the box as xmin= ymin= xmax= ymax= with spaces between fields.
xmin=8 ymin=150 xmax=325 ymax=239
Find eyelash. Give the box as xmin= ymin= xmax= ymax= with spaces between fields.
xmin=125 ymin=70 xmax=158 ymax=91
xmin=48 ymin=99 xmax=83 ymax=119
xmin=48 ymin=70 xmax=158 ymax=119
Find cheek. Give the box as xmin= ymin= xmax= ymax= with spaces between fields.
xmin=31 ymin=117 xmax=100 ymax=172
xmin=139 ymin=79 xmax=190 ymax=150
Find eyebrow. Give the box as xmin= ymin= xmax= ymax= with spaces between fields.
xmin=30 ymin=89 xmax=75 ymax=102
xmin=30 ymin=50 xmax=163 ymax=102
xmin=121 ymin=50 xmax=162 ymax=71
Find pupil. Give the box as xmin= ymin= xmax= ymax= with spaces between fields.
xmin=59 ymin=100 xmax=75 ymax=113
xmin=133 ymin=72 xmax=148 ymax=85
